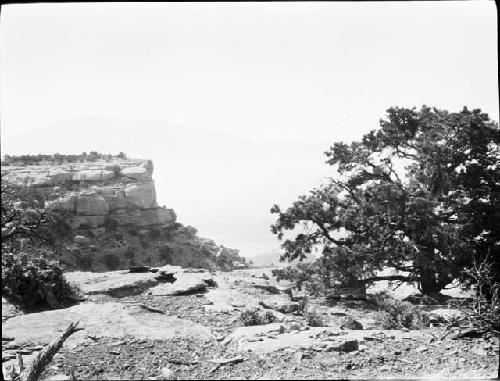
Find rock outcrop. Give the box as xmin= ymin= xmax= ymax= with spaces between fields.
xmin=1 ymin=156 xmax=246 ymax=272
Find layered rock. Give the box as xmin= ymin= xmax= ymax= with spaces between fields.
xmin=1 ymin=157 xmax=246 ymax=272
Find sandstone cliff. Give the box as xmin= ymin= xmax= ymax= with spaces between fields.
xmin=1 ymin=156 xmax=245 ymax=272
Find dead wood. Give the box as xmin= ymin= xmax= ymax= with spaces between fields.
xmin=20 ymin=321 xmax=80 ymax=381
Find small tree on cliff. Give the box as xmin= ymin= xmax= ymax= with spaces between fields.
xmin=271 ymin=106 xmax=499 ymax=295
xmin=1 ymin=182 xmax=76 ymax=309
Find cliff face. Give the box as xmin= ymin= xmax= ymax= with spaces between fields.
xmin=1 ymin=158 xmax=245 ymax=272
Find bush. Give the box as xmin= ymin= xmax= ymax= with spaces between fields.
xmin=373 ymin=291 xmax=430 ymax=329
xmin=1 ymin=152 xmax=128 ymax=166
xmin=305 ymin=311 xmax=327 ymax=327
xmin=460 ymin=255 xmax=500 ymax=332
xmin=1 ymin=183 xmax=79 ymax=310
xmin=102 ymin=253 xmax=121 ymax=270
xmin=159 ymin=246 xmax=174 ymax=264
xmin=123 ymin=247 xmax=136 ymax=260
xmin=75 ymin=254 xmax=93 ymax=271
xmin=240 ymin=308 xmax=277 ymax=326
xmin=2 ymin=250 xmax=78 ymax=310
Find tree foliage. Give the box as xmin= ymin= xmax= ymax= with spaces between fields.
xmin=1 ymin=152 xmax=127 ymax=166
xmin=271 ymin=106 xmax=499 ymax=295
xmin=1 ymin=182 xmax=77 ymax=310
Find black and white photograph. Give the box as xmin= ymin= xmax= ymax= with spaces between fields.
xmin=1 ymin=2 xmax=499 ymax=380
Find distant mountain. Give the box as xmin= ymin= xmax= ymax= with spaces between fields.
xmin=1 ymin=117 xmax=334 ymax=257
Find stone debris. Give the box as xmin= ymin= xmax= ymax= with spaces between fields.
xmin=160 ymin=366 xmax=177 ymax=380
xmin=147 ymin=273 xmax=214 ymax=296
xmin=1 ymin=268 xmax=494 ymax=380
xmin=259 ymin=295 xmax=300 ymax=314
xmin=340 ymin=317 xmax=364 ymax=330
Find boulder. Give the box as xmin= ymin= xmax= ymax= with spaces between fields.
xmin=65 ymin=271 xmax=167 ymax=298
xmin=129 ymin=266 xmax=151 ymax=273
xmin=48 ymin=168 xmax=73 ymax=183
xmin=73 ymin=235 xmax=91 ymax=246
xmin=108 ymin=209 xmax=176 ymax=227
xmin=325 ymin=339 xmax=359 ymax=352
xmin=428 ymin=308 xmax=466 ymax=323
xmin=121 ymin=165 xmax=151 ymax=180
xmin=340 ymin=317 xmax=364 ymax=330
xmin=69 ymin=215 xmax=106 ymax=229
xmin=100 ymin=189 xmax=127 ymax=211
xmin=46 ymin=195 xmax=76 ymax=213
xmin=72 ymin=170 xmax=115 ymax=182
xmin=125 ymin=182 xmax=157 ymax=209
xmin=156 ymin=265 xmax=184 ymax=274
xmin=253 ymin=284 xmax=281 ymax=295
xmin=75 ymin=193 xmax=109 ymax=216
xmin=260 ymin=295 xmax=300 ymax=314
xmin=28 ymin=173 xmax=53 ymax=187
xmin=147 ymin=273 xmax=214 ymax=296
xmin=160 ymin=367 xmax=177 ymax=380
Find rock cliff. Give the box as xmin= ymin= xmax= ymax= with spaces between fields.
xmin=1 ymin=156 xmax=245 ymax=272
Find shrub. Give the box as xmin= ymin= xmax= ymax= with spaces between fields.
xmin=105 ymin=218 xmax=118 ymax=232
xmin=102 ymin=253 xmax=121 ymax=270
xmin=459 ymin=254 xmax=500 ymax=332
xmin=2 ymin=250 xmax=78 ymax=310
xmin=240 ymin=308 xmax=277 ymax=326
xmin=123 ymin=247 xmax=136 ymax=259
xmin=297 ymin=295 xmax=309 ymax=314
xmin=76 ymin=254 xmax=93 ymax=271
xmin=305 ymin=311 xmax=327 ymax=327
xmin=373 ymin=291 xmax=430 ymax=329
xmin=148 ymin=228 xmax=161 ymax=240
xmin=1 ymin=183 xmax=79 ymax=310
xmin=159 ymin=246 xmax=174 ymax=264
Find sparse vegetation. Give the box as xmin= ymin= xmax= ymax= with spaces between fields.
xmin=1 ymin=152 xmax=128 ymax=166
xmin=305 ymin=311 xmax=326 ymax=327
xmin=373 ymin=291 xmax=430 ymax=330
xmin=102 ymin=253 xmax=121 ymax=270
xmin=460 ymin=254 xmax=500 ymax=332
xmin=159 ymin=245 xmax=174 ymax=264
xmin=240 ymin=308 xmax=277 ymax=326
xmin=1 ymin=183 xmax=78 ymax=310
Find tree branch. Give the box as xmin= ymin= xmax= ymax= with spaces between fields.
xmin=360 ymin=275 xmax=417 ymax=284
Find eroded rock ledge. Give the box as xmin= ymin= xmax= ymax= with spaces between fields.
xmin=1 ymin=158 xmax=246 ymax=272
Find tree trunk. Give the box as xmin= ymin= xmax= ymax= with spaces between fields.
xmin=418 ymin=270 xmax=447 ymax=295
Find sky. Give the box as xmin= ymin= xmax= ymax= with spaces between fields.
xmin=1 ymin=2 xmax=498 ymax=258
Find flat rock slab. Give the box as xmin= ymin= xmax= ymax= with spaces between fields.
xmin=147 ymin=273 xmax=213 ymax=296
xmin=260 ymin=295 xmax=300 ymax=313
xmin=428 ymin=308 xmax=466 ymax=321
xmin=204 ymin=275 xmax=262 ymax=312
xmin=2 ymin=302 xmax=214 ymax=346
xmin=225 ymin=325 xmax=408 ymax=354
xmin=65 ymin=271 xmax=165 ymax=297
xmin=156 ymin=265 xmax=184 ymax=274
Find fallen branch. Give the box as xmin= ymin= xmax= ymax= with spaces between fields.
xmin=137 ymin=304 xmax=165 ymax=314
xmin=20 ymin=321 xmax=81 ymax=381
xmin=208 ymin=356 xmax=245 ymax=374
xmin=211 ymin=356 xmax=244 ymax=365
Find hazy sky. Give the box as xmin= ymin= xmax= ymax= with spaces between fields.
xmin=1 ymin=2 xmax=498 ymax=257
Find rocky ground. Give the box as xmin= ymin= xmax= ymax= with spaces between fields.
xmin=2 ymin=267 xmax=499 ymax=380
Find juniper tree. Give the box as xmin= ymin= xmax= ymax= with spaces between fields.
xmin=271 ymin=106 xmax=499 ymax=295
